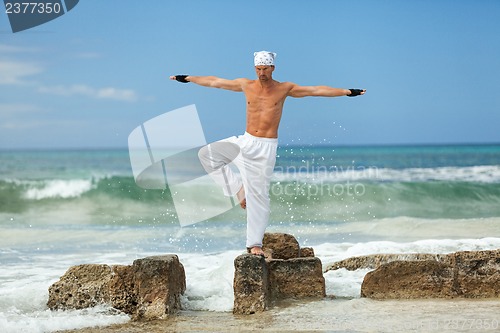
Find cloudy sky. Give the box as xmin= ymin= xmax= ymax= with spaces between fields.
xmin=1 ymin=0 xmax=499 ymax=149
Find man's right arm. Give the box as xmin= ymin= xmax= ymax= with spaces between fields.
xmin=170 ymin=75 xmax=245 ymax=92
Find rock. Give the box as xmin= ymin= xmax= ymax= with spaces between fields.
xmin=47 ymin=264 xmax=121 ymax=311
xmin=233 ymin=254 xmax=269 ymax=315
xmin=107 ymin=264 xmax=136 ymax=315
xmin=361 ymin=250 xmax=500 ymax=299
xmin=325 ymin=253 xmax=440 ymax=272
xmin=133 ymin=255 xmax=186 ymax=320
xmin=268 ymin=257 xmax=325 ymax=300
xmin=299 ymin=247 xmax=315 ymax=258
xmin=234 ymin=233 xmax=325 ymax=314
xmin=263 ymin=233 xmax=300 ymax=260
xmin=360 ymin=260 xmax=456 ymax=299
xmin=47 ymin=254 xmax=186 ymax=320
xmin=448 ymin=250 xmax=500 ymax=298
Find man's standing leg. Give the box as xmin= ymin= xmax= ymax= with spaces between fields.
xmin=238 ymin=134 xmax=278 ymax=254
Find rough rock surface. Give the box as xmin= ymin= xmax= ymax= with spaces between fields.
xmin=361 ymin=250 xmax=500 ymax=299
xmin=233 ymin=254 xmax=269 ymax=314
xmin=262 ymin=233 xmax=300 ymax=260
xmin=234 ymin=233 xmax=325 ymax=314
xmin=47 ymin=255 xmax=186 ymax=320
xmin=268 ymin=257 xmax=325 ymax=300
xmin=299 ymin=247 xmax=315 ymax=258
xmin=133 ymin=255 xmax=186 ymax=320
xmin=47 ymin=264 xmax=119 ymax=311
xmin=325 ymin=253 xmax=440 ymax=272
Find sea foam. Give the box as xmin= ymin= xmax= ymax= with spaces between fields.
xmin=23 ymin=179 xmax=95 ymax=200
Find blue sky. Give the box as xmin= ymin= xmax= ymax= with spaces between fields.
xmin=1 ymin=0 xmax=499 ymax=149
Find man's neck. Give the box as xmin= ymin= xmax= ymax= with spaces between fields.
xmin=258 ymin=78 xmax=275 ymax=88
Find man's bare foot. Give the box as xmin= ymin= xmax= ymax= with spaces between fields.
xmin=248 ymin=246 xmax=265 ymax=256
xmin=237 ymin=186 xmax=246 ymax=209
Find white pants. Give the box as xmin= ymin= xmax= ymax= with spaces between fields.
xmin=198 ymin=132 xmax=278 ymax=248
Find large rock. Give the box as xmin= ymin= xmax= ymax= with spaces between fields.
xmin=361 ymin=250 xmax=500 ymax=299
xmin=47 ymin=255 xmax=186 ymax=320
xmin=268 ymin=257 xmax=325 ymax=300
xmin=233 ymin=254 xmax=269 ymax=314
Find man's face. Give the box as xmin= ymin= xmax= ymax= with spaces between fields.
xmin=255 ymin=66 xmax=274 ymax=81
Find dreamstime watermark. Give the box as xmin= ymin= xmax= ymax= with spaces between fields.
xmin=3 ymin=0 xmax=79 ymax=33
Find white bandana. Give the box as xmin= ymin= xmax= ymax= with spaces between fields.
xmin=254 ymin=51 xmax=277 ymax=66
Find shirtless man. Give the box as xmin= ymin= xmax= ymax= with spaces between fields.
xmin=170 ymin=51 xmax=365 ymax=256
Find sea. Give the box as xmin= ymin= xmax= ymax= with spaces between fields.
xmin=1 ymin=144 xmax=500 ymax=332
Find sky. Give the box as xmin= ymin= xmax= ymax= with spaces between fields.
xmin=1 ymin=0 xmax=499 ymax=149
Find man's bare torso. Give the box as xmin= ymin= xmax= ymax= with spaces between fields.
xmin=242 ymin=79 xmax=292 ymax=139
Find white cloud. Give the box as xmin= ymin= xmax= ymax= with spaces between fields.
xmin=0 ymin=103 xmax=41 ymax=116
xmin=0 ymin=43 xmax=38 ymax=53
xmin=0 ymin=119 xmax=84 ymax=130
xmin=75 ymin=52 xmax=101 ymax=59
xmin=0 ymin=44 xmax=138 ymax=102
xmin=37 ymin=84 xmax=138 ymax=102
xmin=96 ymin=87 xmax=137 ymax=102
xmin=0 ymin=59 xmax=43 ymax=85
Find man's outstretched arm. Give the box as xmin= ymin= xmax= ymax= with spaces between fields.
xmin=170 ymin=75 xmax=246 ymax=92
xmin=288 ymin=83 xmax=366 ymax=98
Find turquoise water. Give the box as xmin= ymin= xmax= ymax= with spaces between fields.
xmin=1 ymin=144 xmax=500 ymax=332
xmin=2 ymin=144 xmax=500 ymax=225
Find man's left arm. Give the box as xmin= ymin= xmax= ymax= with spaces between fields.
xmin=288 ymin=83 xmax=366 ymax=98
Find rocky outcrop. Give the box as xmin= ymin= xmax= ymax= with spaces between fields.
xmin=361 ymin=249 xmax=500 ymax=299
xmin=325 ymin=253 xmax=440 ymax=272
xmin=233 ymin=233 xmax=325 ymax=314
xmin=47 ymin=255 xmax=186 ymax=320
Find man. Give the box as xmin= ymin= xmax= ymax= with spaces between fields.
xmin=170 ymin=51 xmax=365 ymax=256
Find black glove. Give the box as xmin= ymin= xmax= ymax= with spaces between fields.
xmin=174 ymin=75 xmax=189 ymax=83
xmin=347 ymin=89 xmax=364 ymax=97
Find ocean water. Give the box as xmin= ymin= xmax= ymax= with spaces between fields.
xmin=1 ymin=144 xmax=500 ymax=332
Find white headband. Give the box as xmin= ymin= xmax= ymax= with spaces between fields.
xmin=254 ymin=51 xmax=277 ymax=66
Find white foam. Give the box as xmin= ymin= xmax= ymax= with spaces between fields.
xmin=2 ymin=235 xmax=500 ymax=332
xmin=0 ymin=306 xmax=129 ymax=333
xmin=272 ymin=165 xmax=500 ymax=183
xmin=179 ymin=250 xmax=240 ymax=312
xmin=23 ymin=179 xmax=95 ymax=200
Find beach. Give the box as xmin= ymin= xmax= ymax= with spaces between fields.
xmin=59 ymin=299 xmax=500 ymax=333
xmin=1 ymin=144 xmax=500 ymax=332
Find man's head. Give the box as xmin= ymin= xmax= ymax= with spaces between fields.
xmin=254 ymin=51 xmax=276 ymax=82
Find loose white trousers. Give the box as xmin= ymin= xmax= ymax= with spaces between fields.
xmin=198 ymin=132 xmax=277 ymax=248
